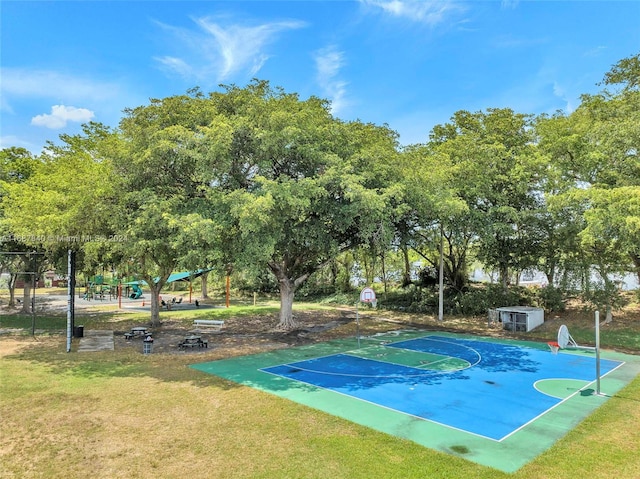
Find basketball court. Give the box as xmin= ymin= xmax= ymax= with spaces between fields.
xmin=191 ymin=330 xmax=640 ymax=472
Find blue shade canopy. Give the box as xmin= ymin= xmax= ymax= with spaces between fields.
xmin=122 ymin=269 xmax=212 ymax=285
xmin=164 ymin=269 xmax=212 ymax=283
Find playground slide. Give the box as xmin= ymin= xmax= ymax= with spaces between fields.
xmin=129 ymin=284 xmax=143 ymax=300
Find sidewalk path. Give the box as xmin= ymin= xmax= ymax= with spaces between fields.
xmin=78 ymin=330 xmax=114 ymax=352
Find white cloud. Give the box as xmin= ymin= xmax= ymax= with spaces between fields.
xmin=0 ymin=135 xmax=40 ymax=151
xmin=0 ymin=68 xmax=132 ymax=130
xmin=501 ymin=0 xmax=520 ymax=9
xmin=359 ymin=0 xmax=465 ymax=25
xmin=154 ymin=56 xmax=195 ymax=79
xmin=552 ymin=81 xmax=576 ymax=113
xmin=1 ymin=95 xmax=14 ymax=114
xmin=31 ymin=105 xmax=95 ymax=129
xmin=584 ymin=46 xmax=607 ymax=57
xmin=314 ymin=45 xmax=349 ymax=115
xmin=316 ymin=46 xmax=345 ymax=80
xmin=0 ymin=68 xmax=121 ymax=103
xmin=155 ymin=16 xmax=306 ymax=83
xmin=552 ymin=81 xmax=566 ymax=99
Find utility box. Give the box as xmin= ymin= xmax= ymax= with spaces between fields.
xmin=495 ymin=306 xmax=544 ymax=332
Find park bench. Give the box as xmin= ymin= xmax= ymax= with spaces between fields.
xmin=192 ymin=319 xmax=224 ymax=333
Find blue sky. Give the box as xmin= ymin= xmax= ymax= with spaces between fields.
xmin=2 ymin=1 xmax=639 ymax=153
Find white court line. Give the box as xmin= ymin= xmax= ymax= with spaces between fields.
xmin=261 ymin=335 xmax=480 ymax=379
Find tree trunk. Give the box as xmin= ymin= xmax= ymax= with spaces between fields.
xmin=380 ymin=252 xmax=387 ymax=294
xmin=329 ymin=260 xmax=339 ymax=287
xmin=361 ymin=254 xmax=370 ymax=285
xmin=631 ymin=253 xmax=640 ymax=287
xmin=449 ymin=257 xmax=469 ymax=293
xmin=544 ymin=257 xmax=556 ymax=288
xmin=401 ymin=245 xmax=412 ymax=287
xmin=336 ymin=256 xmax=352 ymax=292
xmin=200 ymin=271 xmax=209 ymax=299
xmin=277 ymin=277 xmax=297 ymax=330
xmin=514 ymin=270 xmax=521 ymax=286
xmin=149 ymin=282 xmax=163 ymax=328
xmin=603 ymin=304 xmax=613 ymax=324
xmin=499 ymin=263 xmax=509 ymax=292
xmin=144 ymin=278 xmax=168 ymax=328
xmin=22 ymin=280 xmax=31 ymax=314
xmin=268 ymin=261 xmax=313 ymax=331
xmin=225 ymin=265 xmax=233 ymax=307
xmin=8 ymin=273 xmax=17 ymax=308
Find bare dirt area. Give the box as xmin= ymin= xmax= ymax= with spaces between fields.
xmin=110 ymin=304 xmax=627 ymax=358
xmin=0 ymin=337 xmax=31 ymax=357
xmin=112 ymin=309 xmax=361 ymax=357
xmin=3 ymin=291 xmax=639 ymax=357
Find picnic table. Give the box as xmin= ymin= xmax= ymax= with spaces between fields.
xmin=124 ymin=327 xmax=150 ymax=340
xmin=178 ymin=335 xmax=208 ymax=349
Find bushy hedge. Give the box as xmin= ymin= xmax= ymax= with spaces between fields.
xmin=375 ymin=283 xmax=567 ymax=316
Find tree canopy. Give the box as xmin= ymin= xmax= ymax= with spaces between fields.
xmin=1 ymin=53 xmax=638 ymax=326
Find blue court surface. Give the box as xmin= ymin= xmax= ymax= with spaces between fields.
xmin=262 ymin=335 xmax=623 ymax=441
xmin=191 ymin=330 xmax=640 ymax=472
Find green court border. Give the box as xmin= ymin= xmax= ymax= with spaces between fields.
xmin=190 ymin=330 xmax=640 ymax=473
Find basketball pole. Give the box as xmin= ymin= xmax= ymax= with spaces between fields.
xmin=438 ymin=224 xmax=444 ymax=322
xmin=67 ymin=250 xmax=73 ymax=353
xmin=595 ymin=310 xmax=601 ymax=395
xmin=356 ymin=301 xmax=360 ymax=348
xmin=557 ymin=316 xmax=603 ymax=396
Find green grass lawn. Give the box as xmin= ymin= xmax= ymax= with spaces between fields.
xmin=1 ymin=301 xmax=639 ymax=478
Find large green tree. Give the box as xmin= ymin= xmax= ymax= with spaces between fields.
xmin=0 ymin=147 xmax=42 ymax=310
xmin=1 ymin=124 xmax=118 ymax=244
xmin=114 ymin=90 xmax=225 ymax=326
xmin=429 ymin=109 xmax=546 ymax=289
xmin=395 ymin=143 xmax=467 ymax=292
xmin=536 ymin=53 xmax=640 ymax=320
xmin=581 ymin=53 xmax=640 ymax=287
xmin=1 ymin=127 xmax=118 ymax=312
xmin=208 ymin=81 xmax=400 ymax=329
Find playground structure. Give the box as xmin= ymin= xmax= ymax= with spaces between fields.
xmin=129 ymin=283 xmax=143 ymax=299
xmin=59 ymin=260 xmax=213 ymax=351
xmin=82 ymin=275 xmax=120 ymax=300
xmin=121 ymin=269 xmax=213 ymax=304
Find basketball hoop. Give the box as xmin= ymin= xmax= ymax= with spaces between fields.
xmin=356 ymin=287 xmax=377 ymax=348
xmin=360 ymin=287 xmax=376 ymax=304
xmin=557 ymin=324 xmax=578 ymax=349
xmin=547 ymin=341 xmax=560 ymax=355
xmin=554 ymin=316 xmax=603 ymax=396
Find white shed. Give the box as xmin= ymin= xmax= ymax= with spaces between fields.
xmin=495 ymin=306 xmax=544 ymax=332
